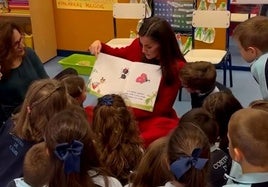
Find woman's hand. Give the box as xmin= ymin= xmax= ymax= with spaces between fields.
xmin=88 ymin=40 xmax=102 ymax=56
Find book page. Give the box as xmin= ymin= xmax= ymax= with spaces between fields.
xmin=88 ymin=53 xmax=162 ymax=111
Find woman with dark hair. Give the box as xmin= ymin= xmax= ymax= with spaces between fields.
xmin=88 ymin=16 xmax=186 ymax=147
xmin=0 ymin=21 xmax=48 ymax=124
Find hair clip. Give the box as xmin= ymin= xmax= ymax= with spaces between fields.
xmin=26 ymin=106 xmax=31 ymax=114
xmin=54 ymin=140 xmax=84 ymax=174
xmin=170 ymin=148 xmax=208 ymax=180
xmin=99 ymin=95 xmax=113 ymax=106
xmin=136 ymin=19 xmax=144 ymax=33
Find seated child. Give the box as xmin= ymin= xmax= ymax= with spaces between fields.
xmin=166 ymin=122 xmax=210 ymax=187
xmin=6 ymin=142 xmax=52 ymax=187
xmin=202 ymin=91 xmax=243 ymax=153
xmin=127 ymin=137 xmax=173 ymax=187
xmin=92 ymin=94 xmax=143 ymax=185
xmin=60 ymin=74 xmax=87 ymax=106
xmin=249 ymin=99 xmax=268 ymax=112
xmin=44 ymin=106 xmax=123 ymax=187
xmin=179 ymin=61 xmax=231 ymax=108
xmin=224 ymin=108 xmax=268 ymax=186
xmin=180 ymin=108 xmax=232 ymax=187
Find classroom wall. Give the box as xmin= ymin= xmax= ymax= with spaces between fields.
xmin=52 ymin=0 xmax=139 ymax=52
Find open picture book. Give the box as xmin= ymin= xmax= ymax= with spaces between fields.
xmin=87 ymin=53 xmax=162 ymax=112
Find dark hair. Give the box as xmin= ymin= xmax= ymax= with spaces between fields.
xmin=92 ymin=94 xmax=143 ymax=185
xmin=131 ymin=137 xmax=173 ymax=187
xmin=202 ymin=92 xmax=243 ymax=152
xmin=45 ymin=106 xmax=109 ymax=187
xmin=167 ymin=122 xmax=210 ymax=187
xmin=54 ymin=68 xmax=78 ymax=80
xmin=138 ymin=16 xmax=185 ymax=85
xmin=61 ymin=75 xmax=85 ymax=98
xmin=0 ymin=21 xmax=24 ymax=77
xmin=180 ymin=108 xmax=219 ymax=144
xmin=179 ymin=61 xmax=216 ymax=93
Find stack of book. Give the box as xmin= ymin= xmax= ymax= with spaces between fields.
xmin=8 ymin=0 xmax=29 ymax=14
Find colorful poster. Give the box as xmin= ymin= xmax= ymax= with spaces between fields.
xmin=56 ymin=0 xmax=117 ymax=11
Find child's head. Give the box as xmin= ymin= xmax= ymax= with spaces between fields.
xmin=92 ymin=94 xmax=143 ymax=184
xmin=232 ymin=16 xmax=268 ymax=62
xmin=54 ymin=67 xmax=78 ymax=80
xmin=131 ymin=137 xmax=173 ymax=187
xmin=180 ymin=108 xmax=219 ymax=145
xmin=167 ymin=122 xmax=210 ymax=187
xmin=249 ymin=99 xmax=268 ymax=112
xmin=61 ymin=75 xmax=87 ymax=106
xmin=12 ymin=79 xmax=70 ymax=142
xmin=44 ymin=105 xmax=101 ymax=186
xmin=23 ymin=142 xmax=52 ymax=187
xmin=179 ymin=61 xmax=216 ymax=93
xmin=202 ymin=92 xmax=243 ymax=151
xmin=228 ymin=108 xmax=268 ymax=168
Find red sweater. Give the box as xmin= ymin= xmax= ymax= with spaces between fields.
xmin=86 ymin=38 xmax=185 ymax=147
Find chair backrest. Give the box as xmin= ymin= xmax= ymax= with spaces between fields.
xmin=112 ymin=3 xmax=146 ymax=38
xmin=192 ymin=10 xmax=231 ymax=28
xmin=191 ymin=9 xmax=231 ymax=50
xmin=113 ymin=3 xmax=146 ymax=19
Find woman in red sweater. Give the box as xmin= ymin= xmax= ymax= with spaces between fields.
xmin=88 ymin=16 xmax=186 ymax=147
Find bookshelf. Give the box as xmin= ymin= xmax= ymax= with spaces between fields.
xmin=0 ymin=0 xmax=57 ymax=63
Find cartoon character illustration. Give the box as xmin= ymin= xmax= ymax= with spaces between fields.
xmin=91 ymin=77 xmax=105 ymax=90
xmin=136 ymin=73 xmax=150 ymax=84
xmin=120 ymin=68 xmax=129 ymax=79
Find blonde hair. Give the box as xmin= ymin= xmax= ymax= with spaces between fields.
xmin=228 ymin=108 xmax=268 ymax=166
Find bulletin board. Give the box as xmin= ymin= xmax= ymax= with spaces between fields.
xmin=56 ymin=0 xmax=117 ymax=10
xmin=154 ymin=0 xmax=194 ymax=34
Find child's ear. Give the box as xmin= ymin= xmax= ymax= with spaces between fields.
xmin=233 ymin=147 xmax=243 ymax=163
xmin=247 ymin=46 xmax=260 ymax=58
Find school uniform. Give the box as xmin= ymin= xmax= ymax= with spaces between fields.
xmin=0 ymin=119 xmax=34 ymax=187
xmin=223 ymin=172 xmax=268 ymax=187
xmin=209 ymin=144 xmax=232 ymax=187
xmin=6 ymin=178 xmax=47 ymax=187
xmin=191 ymin=81 xmax=231 ymax=108
xmin=89 ymin=170 xmax=123 ymax=187
xmin=250 ymin=53 xmax=268 ymax=100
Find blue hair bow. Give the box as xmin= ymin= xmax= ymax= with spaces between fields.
xmin=99 ymin=95 xmax=113 ymax=106
xmin=54 ymin=140 xmax=84 ymax=174
xmin=170 ymin=148 xmax=208 ymax=180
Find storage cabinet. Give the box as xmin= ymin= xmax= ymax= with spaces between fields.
xmin=0 ymin=0 xmax=57 ymax=63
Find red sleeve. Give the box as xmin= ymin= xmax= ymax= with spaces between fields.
xmin=131 ymin=60 xmax=185 ymax=119
xmin=101 ymin=38 xmax=143 ymax=62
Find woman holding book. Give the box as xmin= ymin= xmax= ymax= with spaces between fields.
xmin=88 ymin=16 xmax=186 ymax=147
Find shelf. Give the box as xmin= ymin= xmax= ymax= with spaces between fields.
xmin=0 ymin=12 xmax=30 ymax=17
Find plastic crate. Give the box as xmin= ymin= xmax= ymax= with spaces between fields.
xmin=58 ymin=54 xmax=96 ymax=75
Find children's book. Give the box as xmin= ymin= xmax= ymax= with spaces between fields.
xmin=87 ymin=53 xmax=162 ymax=112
